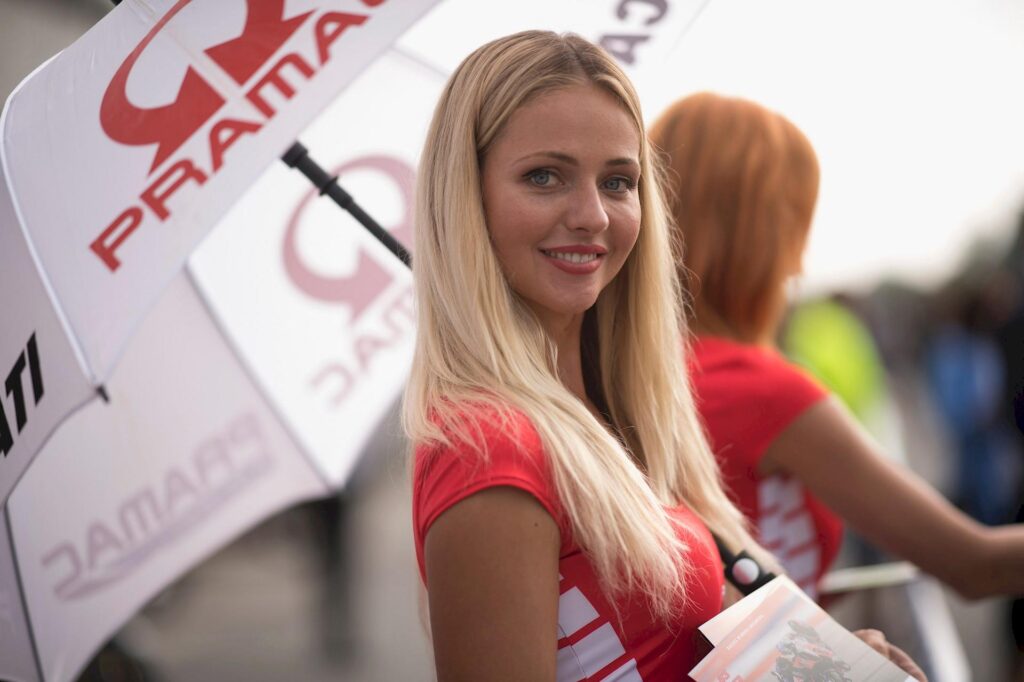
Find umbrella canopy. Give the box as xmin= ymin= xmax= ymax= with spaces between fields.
xmin=0 ymin=0 xmax=441 ymax=505
xmin=0 ymin=2 xmax=709 ymax=680
xmin=1 ymin=274 xmax=330 ymax=682
xmin=188 ymin=50 xmax=431 ymax=485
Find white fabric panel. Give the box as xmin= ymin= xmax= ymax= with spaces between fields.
xmin=0 ymin=164 xmax=92 ymax=504
xmin=780 ymin=512 xmax=815 ymax=549
xmin=399 ymin=0 xmax=706 ymax=75
xmin=189 ymin=52 xmax=441 ymax=486
xmin=569 ymin=623 xmax=627 ymax=678
xmin=785 ymin=547 xmax=821 ymax=586
xmin=558 ymin=586 xmax=600 ymax=638
xmin=556 ymin=645 xmax=587 ymax=682
xmin=8 ymin=275 xmax=328 ymax=682
xmin=607 ymin=658 xmax=642 ymax=681
xmin=0 ymin=508 xmax=39 ymax=682
xmin=759 ymin=475 xmax=803 ymax=515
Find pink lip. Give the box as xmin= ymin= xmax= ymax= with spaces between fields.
xmin=540 ymin=245 xmax=606 ymax=275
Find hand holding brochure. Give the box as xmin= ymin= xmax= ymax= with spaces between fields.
xmin=690 ymin=577 xmax=917 ymax=681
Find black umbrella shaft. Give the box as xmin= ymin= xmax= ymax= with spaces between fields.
xmin=282 ymin=142 xmax=412 ymax=269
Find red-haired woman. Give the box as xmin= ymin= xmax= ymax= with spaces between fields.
xmin=651 ymin=92 xmax=1024 ymax=601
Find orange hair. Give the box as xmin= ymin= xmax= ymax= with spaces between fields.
xmin=650 ymin=92 xmax=820 ymax=344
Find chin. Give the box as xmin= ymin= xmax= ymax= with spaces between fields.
xmin=518 ymin=284 xmax=603 ymax=322
xmin=544 ymin=295 xmax=600 ymax=318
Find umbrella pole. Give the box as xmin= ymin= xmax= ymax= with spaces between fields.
xmin=281 ymin=142 xmax=412 ymax=269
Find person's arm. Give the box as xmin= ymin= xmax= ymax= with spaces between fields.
xmin=424 ymin=486 xmax=561 ymax=681
xmin=761 ymin=395 xmax=1024 ymax=599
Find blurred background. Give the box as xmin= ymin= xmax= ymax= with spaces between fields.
xmin=2 ymin=0 xmax=1023 ymax=680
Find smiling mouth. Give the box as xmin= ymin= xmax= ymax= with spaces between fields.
xmin=540 ymin=250 xmax=601 ymax=264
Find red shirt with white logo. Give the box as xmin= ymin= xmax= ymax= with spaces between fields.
xmin=689 ymin=336 xmax=842 ymax=598
xmin=413 ymin=407 xmax=724 ymax=680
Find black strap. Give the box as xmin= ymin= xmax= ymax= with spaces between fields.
xmin=712 ymin=533 xmax=777 ymax=596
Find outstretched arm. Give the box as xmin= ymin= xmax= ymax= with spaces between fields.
xmin=424 ymin=486 xmax=561 ymax=681
xmin=762 ymin=395 xmax=1024 ymax=599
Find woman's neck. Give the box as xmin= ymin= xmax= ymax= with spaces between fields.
xmin=543 ymin=315 xmax=585 ymax=396
xmin=531 ymin=306 xmax=615 ymax=425
xmin=534 ymin=309 xmax=600 ymax=411
xmin=693 ymin=315 xmax=777 ymax=348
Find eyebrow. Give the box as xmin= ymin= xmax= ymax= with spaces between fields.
xmin=513 ymin=151 xmax=639 ymax=168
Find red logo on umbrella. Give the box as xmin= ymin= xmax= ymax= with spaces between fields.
xmin=283 ymin=155 xmax=415 ymax=320
xmin=90 ymin=0 xmax=383 ymax=272
xmin=100 ymin=0 xmax=313 ymax=174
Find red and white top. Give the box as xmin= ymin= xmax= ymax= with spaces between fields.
xmin=413 ymin=407 xmax=724 ymax=680
xmin=689 ymin=336 xmax=843 ymax=599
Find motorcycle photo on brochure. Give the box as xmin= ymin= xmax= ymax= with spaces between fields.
xmin=773 ymin=620 xmax=853 ymax=682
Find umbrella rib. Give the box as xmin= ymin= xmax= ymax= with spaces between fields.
xmin=1 ymin=82 xmax=99 ymax=391
xmin=664 ymin=0 xmax=716 ymax=58
xmin=5 ymin=510 xmax=47 ymax=681
xmin=388 ymin=44 xmax=449 ymax=80
xmin=181 ymin=266 xmax=335 ymax=490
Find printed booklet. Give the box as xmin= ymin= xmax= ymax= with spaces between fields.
xmin=690 ymin=576 xmax=916 ymax=681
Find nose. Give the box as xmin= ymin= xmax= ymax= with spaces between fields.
xmin=565 ymin=183 xmax=609 ymax=234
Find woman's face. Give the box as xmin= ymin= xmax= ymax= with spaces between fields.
xmin=481 ymin=83 xmax=642 ymax=330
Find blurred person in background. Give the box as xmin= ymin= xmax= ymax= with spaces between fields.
xmin=402 ymin=31 xmax=776 ymax=680
xmin=782 ymin=294 xmax=904 ymax=569
xmin=989 ymin=214 xmax=1024 ymax=512
xmin=783 ymin=295 xmax=896 ymax=447
xmin=650 ymin=91 xmax=1024 ymax=603
xmin=925 ymin=282 xmax=1020 ymax=526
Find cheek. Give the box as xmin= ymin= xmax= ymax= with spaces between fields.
xmin=625 ymin=218 xmax=641 ymax=251
xmin=483 ymin=196 xmax=545 ymax=283
xmin=482 ymin=190 xmax=517 ymax=254
xmin=488 ymin=196 xmax=548 ymax=254
xmin=612 ymin=204 xmax=642 ymax=254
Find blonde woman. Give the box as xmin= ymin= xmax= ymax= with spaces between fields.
xmin=651 ymin=91 xmax=1024 ymax=602
xmin=404 ymin=34 xmax=923 ymax=680
xmin=405 ymin=31 xmax=763 ymax=679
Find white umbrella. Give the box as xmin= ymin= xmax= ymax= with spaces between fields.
xmin=0 ymin=46 xmax=436 ymax=679
xmin=0 ymin=0 xmax=441 ymax=505
xmin=0 ymin=3 xmax=436 ymax=679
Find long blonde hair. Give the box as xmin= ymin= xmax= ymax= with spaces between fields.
xmin=650 ymin=92 xmax=820 ymax=344
xmin=404 ymin=31 xmax=768 ymax=619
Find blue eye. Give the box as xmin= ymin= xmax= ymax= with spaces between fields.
xmin=603 ymin=176 xmax=635 ymax=192
xmin=526 ymin=169 xmax=554 ymax=187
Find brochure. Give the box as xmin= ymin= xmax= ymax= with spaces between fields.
xmin=690 ymin=577 xmax=916 ymax=682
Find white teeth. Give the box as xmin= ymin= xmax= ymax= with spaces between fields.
xmin=544 ymin=250 xmax=598 ymax=264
